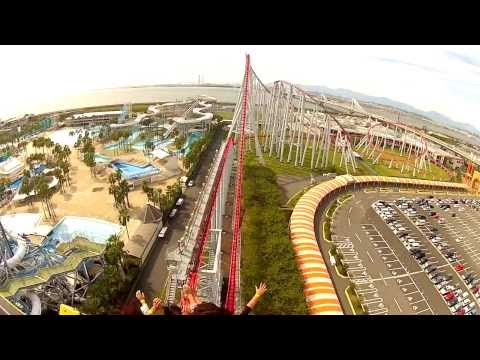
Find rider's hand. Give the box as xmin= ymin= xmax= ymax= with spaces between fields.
xmin=152 ymin=298 xmax=162 ymax=311
xmin=136 ymin=290 xmax=145 ymax=302
xmin=255 ymin=282 xmax=267 ymax=297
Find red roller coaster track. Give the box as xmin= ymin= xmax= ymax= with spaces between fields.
xmin=225 ymin=54 xmax=250 ymax=313
xmin=186 ymin=55 xmax=250 ymax=313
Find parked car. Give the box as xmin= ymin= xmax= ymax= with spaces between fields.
xmin=169 ymin=208 xmax=178 ymax=218
xmin=158 ymin=226 xmax=168 ymax=239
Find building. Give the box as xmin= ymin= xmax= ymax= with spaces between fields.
xmin=124 ymin=204 xmax=163 ymax=265
xmin=65 ymin=111 xmax=123 ymax=127
xmin=0 ymin=157 xmax=24 ymax=183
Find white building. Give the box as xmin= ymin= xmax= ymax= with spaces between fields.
xmin=0 ymin=157 xmax=24 ymax=183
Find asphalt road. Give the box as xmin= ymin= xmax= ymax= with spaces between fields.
xmin=133 ymin=129 xmax=226 ymax=302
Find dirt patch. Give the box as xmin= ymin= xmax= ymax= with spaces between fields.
xmin=92 ymin=187 xmax=104 ymax=192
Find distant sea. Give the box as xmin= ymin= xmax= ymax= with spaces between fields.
xmin=16 ymin=85 xmax=242 ymax=117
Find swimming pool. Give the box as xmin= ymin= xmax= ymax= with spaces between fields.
xmin=7 ymin=177 xmax=23 ymax=191
xmin=111 ymin=161 xmax=160 ymax=180
xmin=94 ymin=154 xmax=112 ymax=163
xmin=179 ymin=132 xmax=203 ymax=156
xmin=132 ymin=138 xmax=173 ymax=151
xmin=33 ymin=164 xmax=46 ymax=175
xmin=43 ymin=216 xmax=122 ymax=247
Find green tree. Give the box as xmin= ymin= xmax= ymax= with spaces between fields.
xmin=19 ymin=173 xmax=33 ymax=206
xmin=118 ymin=207 xmax=130 ymax=241
xmin=174 ymin=135 xmax=186 ymax=150
xmin=119 ymin=179 xmax=131 ymax=208
xmin=80 ymin=234 xmax=135 ymax=314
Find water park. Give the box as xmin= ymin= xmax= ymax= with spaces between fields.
xmin=0 ymin=95 xmax=221 ymax=314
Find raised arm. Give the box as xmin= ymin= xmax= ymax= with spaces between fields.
xmin=136 ymin=290 xmax=161 ymax=315
xmin=240 ymin=282 xmax=267 ymax=315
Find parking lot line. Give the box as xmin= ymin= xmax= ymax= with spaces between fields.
xmin=355 ymin=233 xmax=362 ymax=243
xmin=365 ymin=250 xmax=374 ymax=263
xmin=415 ymin=308 xmax=432 ymax=315
xmin=379 ymin=273 xmax=388 ymax=286
xmin=402 ymin=200 xmax=480 ymax=312
xmin=393 ymin=297 xmax=403 ymax=313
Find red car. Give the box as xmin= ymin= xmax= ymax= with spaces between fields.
xmin=455 ymin=264 xmax=465 ymax=271
xmin=444 ymin=291 xmax=456 ymax=301
xmin=455 ymin=308 xmax=465 ymax=315
xmin=473 ymin=286 xmax=480 ymax=294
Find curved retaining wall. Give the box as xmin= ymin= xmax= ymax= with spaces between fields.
xmin=289 ymin=175 xmax=469 ymax=315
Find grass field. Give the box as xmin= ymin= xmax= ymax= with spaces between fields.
xmin=358 ymin=146 xmax=453 ymax=181
xmin=252 ymin=142 xmax=370 ymax=177
xmin=216 ymin=111 xmax=234 ymax=120
xmin=246 ymin=138 xmax=454 ymax=181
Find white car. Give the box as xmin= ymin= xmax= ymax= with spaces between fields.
xmin=466 ymin=302 xmax=476 ymax=311
xmin=158 ymin=226 xmax=168 ymax=238
xmin=169 ymin=208 xmax=178 ymax=218
xmin=462 ymin=298 xmax=472 ymax=306
xmin=440 ymin=287 xmax=450 ymax=295
xmin=176 ymin=197 xmax=184 ymax=206
xmin=451 ymin=302 xmax=463 ymax=312
xmin=457 ymin=291 xmax=468 ymax=301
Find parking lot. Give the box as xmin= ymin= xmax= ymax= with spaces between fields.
xmin=323 ymin=188 xmax=480 ymax=315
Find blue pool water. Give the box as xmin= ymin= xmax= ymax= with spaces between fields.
xmin=94 ymin=154 xmax=112 ymax=163
xmin=7 ymin=177 xmax=23 ymax=191
xmin=179 ymin=132 xmax=203 ymax=156
xmin=43 ymin=216 xmax=122 ymax=247
xmin=33 ymin=164 xmax=46 ymax=175
xmin=111 ymin=161 xmax=160 ymax=180
xmin=0 ymin=154 xmax=11 ymax=162
xmin=133 ymin=138 xmax=173 ymax=151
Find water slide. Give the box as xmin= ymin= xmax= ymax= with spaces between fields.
xmin=147 ymin=100 xmax=193 ymax=115
xmin=173 ymin=96 xmax=215 ymax=126
xmin=163 ymin=122 xmax=177 ymax=138
xmin=25 ymin=291 xmax=41 ymax=315
xmin=2 ymin=238 xmax=27 ymax=269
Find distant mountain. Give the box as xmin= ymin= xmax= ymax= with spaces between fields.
xmin=303 ymin=85 xmax=480 ymax=136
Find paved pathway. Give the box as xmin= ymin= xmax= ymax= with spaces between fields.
xmin=132 ymin=130 xmax=225 ymax=303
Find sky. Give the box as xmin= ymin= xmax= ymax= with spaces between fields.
xmin=0 ymin=45 xmax=479 ymax=127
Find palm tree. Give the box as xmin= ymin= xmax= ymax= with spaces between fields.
xmin=119 ymin=179 xmax=131 ymax=208
xmin=104 ymin=234 xmax=127 ymax=282
xmin=19 ymin=177 xmax=34 ymax=207
xmin=118 ymin=207 xmax=130 ymax=241
xmin=166 ymin=185 xmax=173 ymax=205
xmin=34 ymin=175 xmax=51 ymax=219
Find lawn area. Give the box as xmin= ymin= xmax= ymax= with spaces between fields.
xmin=358 ymin=146 xmax=454 ymax=182
xmin=216 ymin=111 xmax=234 ymax=120
xmin=248 ymin=139 xmax=452 ymax=181
xmin=365 ymin=157 xmax=452 ymax=181
xmin=241 ymin=161 xmax=309 ymax=314
xmin=345 ymin=285 xmax=366 ymax=315
xmin=252 ymin=142 xmax=370 ymax=177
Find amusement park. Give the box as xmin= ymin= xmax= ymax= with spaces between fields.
xmin=1 ymin=45 xmax=480 ymax=316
